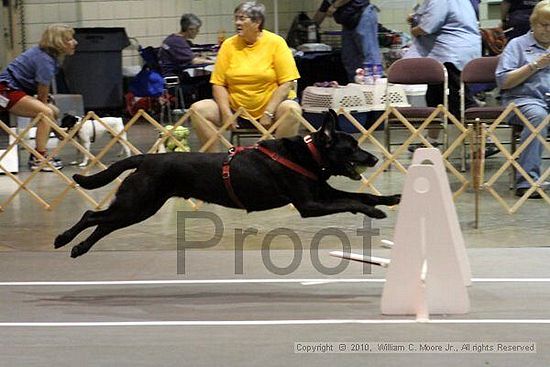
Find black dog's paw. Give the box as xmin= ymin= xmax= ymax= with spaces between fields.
xmin=54 ymin=233 xmax=71 ymax=249
xmin=70 ymin=244 xmax=89 ymax=258
xmin=385 ymin=194 xmax=401 ymax=206
xmin=367 ymin=208 xmax=387 ymax=219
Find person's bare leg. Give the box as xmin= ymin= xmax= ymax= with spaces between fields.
xmin=274 ymin=100 xmax=301 ymax=138
xmin=190 ymin=99 xmax=223 ymax=152
xmin=10 ymin=97 xmax=58 ymax=154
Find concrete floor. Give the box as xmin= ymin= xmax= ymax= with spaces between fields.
xmin=1 ymin=122 xmax=549 ymax=366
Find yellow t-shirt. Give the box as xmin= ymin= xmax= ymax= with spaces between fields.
xmin=210 ymin=30 xmax=300 ymax=120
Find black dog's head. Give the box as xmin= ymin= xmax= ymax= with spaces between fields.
xmin=312 ymin=110 xmax=378 ymax=180
xmin=60 ymin=114 xmax=80 ymax=129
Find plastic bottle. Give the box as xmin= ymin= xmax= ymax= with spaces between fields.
xmin=307 ymin=24 xmax=317 ymax=43
xmin=354 ymin=68 xmax=365 ymax=84
xmin=363 ymin=63 xmax=374 ymax=85
xmin=372 ymin=63 xmax=383 ymax=83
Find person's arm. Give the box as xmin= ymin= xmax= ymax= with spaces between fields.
xmin=265 ymin=36 xmax=300 ymax=126
xmin=500 ymin=53 xmax=550 ymax=90
xmin=36 ymin=83 xmax=50 ymax=104
xmin=163 ymin=37 xmax=195 ymax=67
xmin=411 ymin=26 xmax=428 ymax=37
xmin=191 ymin=55 xmax=215 ymax=65
xmin=313 ymin=9 xmax=327 ymax=25
xmin=329 ymin=0 xmax=352 ymax=14
xmin=314 ymin=0 xmax=352 ymax=24
xmin=326 ymin=0 xmax=352 ymax=17
xmin=410 ymin=0 xmax=445 ymax=38
xmin=259 ymin=81 xmax=292 ymax=126
xmin=212 ymin=84 xmax=233 ymax=124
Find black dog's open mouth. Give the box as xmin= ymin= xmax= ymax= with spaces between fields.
xmin=346 ymin=162 xmax=370 ymax=180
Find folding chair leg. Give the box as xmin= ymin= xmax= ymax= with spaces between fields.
xmin=176 ymin=86 xmax=185 ymax=113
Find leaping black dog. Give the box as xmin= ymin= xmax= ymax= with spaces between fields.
xmin=55 ymin=110 xmax=400 ymax=258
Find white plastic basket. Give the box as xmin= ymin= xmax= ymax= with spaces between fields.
xmin=301 ymin=84 xmax=369 ymax=113
xmin=352 ymin=82 xmax=410 ymax=111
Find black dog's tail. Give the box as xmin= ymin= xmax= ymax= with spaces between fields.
xmin=73 ymin=155 xmax=146 ymax=190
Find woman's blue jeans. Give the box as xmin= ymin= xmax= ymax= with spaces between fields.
xmin=341 ymin=4 xmax=381 ymax=82
xmin=511 ymin=103 xmax=549 ymax=189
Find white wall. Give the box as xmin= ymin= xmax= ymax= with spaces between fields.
xmin=15 ymin=0 xmax=494 ymax=68
xmin=15 ymin=0 xmax=420 ymax=67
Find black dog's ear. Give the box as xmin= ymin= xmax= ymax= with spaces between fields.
xmin=60 ymin=113 xmax=78 ymax=128
xmin=60 ymin=113 xmax=73 ymax=121
xmin=319 ymin=109 xmax=337 ymax=146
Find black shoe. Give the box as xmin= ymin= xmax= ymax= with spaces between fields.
xmin=515 ymin=188 xmax=542 ymax=199
xmin=484 ymin=143 xmax=500 ymax=158
xmin=407 ymin=141 xmax=441 ymax=153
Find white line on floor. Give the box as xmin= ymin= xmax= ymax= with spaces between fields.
xmin=1 ymin=319 xmax=550 ymax=327
xmin=0 ymin=278 xmax=550 ymax=286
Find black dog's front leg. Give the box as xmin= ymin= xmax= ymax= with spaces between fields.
xmin=294 ymin=199 xmax=388 ymax=219
xmin=292 ymin=186 xmax=400 ymax=219
xmin=333 ymin=191 xmax=400 ymax=207
xmin=319 ymin=185 xmax=401 ymax=207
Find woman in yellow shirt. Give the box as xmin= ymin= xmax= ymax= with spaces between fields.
xmin=190 ymin=1 xmax=301 ymax=151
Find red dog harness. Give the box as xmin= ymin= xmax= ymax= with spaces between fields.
xmin=222 ymin=135 xmax=324 ymax=209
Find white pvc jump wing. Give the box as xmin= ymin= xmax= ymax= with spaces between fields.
xmin=381 ymin=148 xmax=471 ymax=317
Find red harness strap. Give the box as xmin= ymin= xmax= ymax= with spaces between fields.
xmin=303 ymin=135 xmax=324 ymax=169
xmin=222 ymin=146 xmax=249 ymax=209
xmin=255 ymin=145 xmax=318 ymax=181
xmin=221 ymin=136 xmax=323 ymax=209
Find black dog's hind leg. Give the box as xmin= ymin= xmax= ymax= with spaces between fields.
xmin=69 ymin=193 xmax=171 ymax=258
xmin=70 ymin=223 xmax=117 ymax=258
xmin=54 ymin=209 xmax=106 ymax=248
xmin=54 ymin=201 xmax=138 ymax=249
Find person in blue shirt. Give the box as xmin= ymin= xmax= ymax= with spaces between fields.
xmin=314 ymin=0 xmax=381 ymax=82
xmin=0 ymin=24 xmax=77 ymax=171
xmin=496 ymin=0 xmax=550 ymax=199
xmin=405 ymin=0 xmax=482 ymax=151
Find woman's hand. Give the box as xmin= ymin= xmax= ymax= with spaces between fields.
xmin=410 ymin=26 xmax=427 ymax=38
xmin=534 ymin=53 xmax=550 ymax=70
xmin=258 ymin=113 xmax=273 ymax=127
xmin=193 ymin=56 xmax=215 ymax=65
xmin=500 ymin=53 xmax=550 ymax=90
xmin=221 ymin=111 xmax=236 ymax=129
